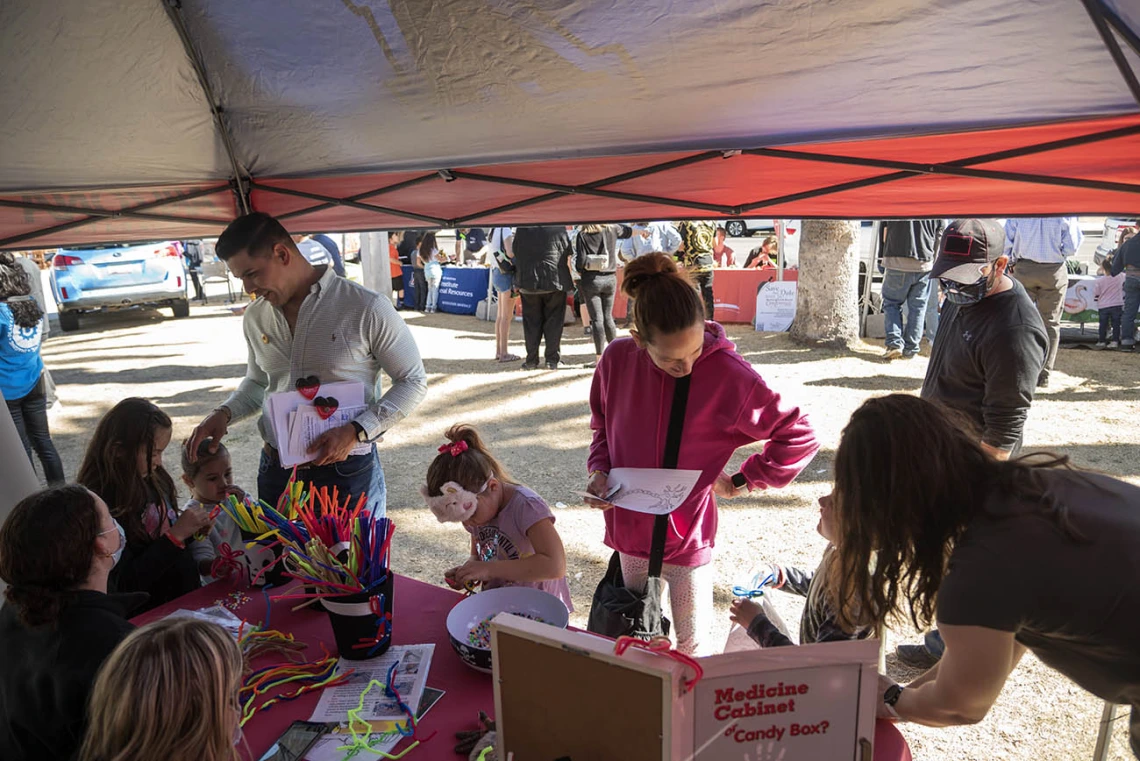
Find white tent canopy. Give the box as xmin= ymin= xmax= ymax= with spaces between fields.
xmin=1 ymin=0 xmax=1138 ymax=247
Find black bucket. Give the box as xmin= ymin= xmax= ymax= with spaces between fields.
xmin=321 ymin=573 xmax=394 ymax=660
xmin=241 ymin=530 xmax=289 ymax=587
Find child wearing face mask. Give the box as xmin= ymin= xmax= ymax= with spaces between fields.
xmin=420 ymin=424 xmax=572 ymax=612
xmin=77 ymin=398 xmax=212 ymax=612
xmin=728 ymin=492 xmax=873 ymax=648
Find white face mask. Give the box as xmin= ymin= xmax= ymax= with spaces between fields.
xmin=99 ymin=520 xmax=126 ymax=567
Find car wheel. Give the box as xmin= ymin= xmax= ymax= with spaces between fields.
xmin=170 ymin=299 xmax=191 ymax=318
xmin=726 ymin=220 xmax=746 ymax=238
xmin=58 ymin=310 xmax=80 ymax=332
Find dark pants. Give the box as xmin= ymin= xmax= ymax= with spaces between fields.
xmin=580 ymin=272 xmax=617 ymax=355
xmin=188 ymin=269 xmax=205 ymax=300
xmin=6 ymin=374 xmax=65 ymax=486
xmin=258 ymin=445 xmax=375 ymax=514
xmin=1099 ymin=306 xmax=1123 ymax=343
xmin=520 ymin=290 xmax=566 ymax=366
xmin=412 ymin=268 xmax=428 ymax=311
xmin=694 ymin=270 xmax=715 ymax=318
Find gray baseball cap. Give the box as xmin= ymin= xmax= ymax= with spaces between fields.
xmin=930 ymin=219 xmax=1006 ymax=284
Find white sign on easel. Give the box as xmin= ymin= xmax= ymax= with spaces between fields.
xmin=755 ymin=281 xmax=798 ymax=332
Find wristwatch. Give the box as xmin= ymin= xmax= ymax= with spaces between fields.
xmin=883 ymin=684 xmax=904 ymax=719
xmin=350 ymin=421 xmax=369 ymax=443
xmin=731 ymin=472 xmax=748 ymax=490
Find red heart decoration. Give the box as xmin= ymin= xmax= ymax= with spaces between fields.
xmin=314 ymin=396 xmax=339 ymax=420
xmin=296 ymin=375 xmax=320 ymax=400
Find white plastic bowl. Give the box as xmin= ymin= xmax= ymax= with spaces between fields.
xmin=445 ymin=586 xmax=569 ymax=673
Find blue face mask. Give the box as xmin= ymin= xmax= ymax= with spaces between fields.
xmin=99 ymin=520 xmax=126 ymax=567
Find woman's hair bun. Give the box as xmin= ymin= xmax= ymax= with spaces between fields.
xmin=622 ymin=252 xmax=680 ymax=299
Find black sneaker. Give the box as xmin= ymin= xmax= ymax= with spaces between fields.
xmin=895 ymin=644 xmax=941 ymax=669
xmin=520 ymin=361 xmax=539 ymax=371
xmin=545 ymin=362 xmax=559 ymax=370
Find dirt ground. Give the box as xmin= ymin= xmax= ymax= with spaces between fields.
xmin=39 ymin=297 xmax=1138 ymax=760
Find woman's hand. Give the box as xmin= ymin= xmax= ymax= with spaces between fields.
xmin=714 ymin=470 xmax=747 ymax=498
xmin=170 ymin=505 xmax=214 ymax=543
xmin=584 ymin=470 xmax=615 ymax=510
xmin=729 ymin=598 xmax=763 ymax=629
xmin=452 ymin=560 xmax=495 ymax=586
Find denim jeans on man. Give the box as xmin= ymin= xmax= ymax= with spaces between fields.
xmin=1123 ymin=276 xmax=1140 ymax=347
xmin=258 ymin=444 xmax=386 ymax=516
xmin=882 ymin=269 xmax=932 ymax=356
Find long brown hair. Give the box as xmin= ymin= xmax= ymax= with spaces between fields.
xmin=829 ymin=394 xmax=1081 ymax=632
xmin=77 ymin=399 xmax=176 ymax=544
xmin=621 ymin=252 xmax=704 ymax=343
xmin=79 ymin=617 xmax=243 ymax=761
xmin=418 ymin=232 xmax=439 ymax=258
xmin=425 ymin=424 xmax=514 ymax=495
xmin=0 ymin=252 xmax=44 ymax=328
xmin=0 ymin=486 xmax=101 ymax=627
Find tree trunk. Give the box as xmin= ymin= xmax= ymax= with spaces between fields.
xmin=790 ymin=220 xmax=860 ymax=347
xmin=360 ymin=231 xmax=393 ymax=301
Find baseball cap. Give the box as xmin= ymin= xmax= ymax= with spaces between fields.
xmin=929 ymin=219 xmax=1006 ymax=284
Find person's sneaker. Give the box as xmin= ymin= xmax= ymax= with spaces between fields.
xmin=1093 ymin=342 xmax=1107 ymax=350
xmin=520 ymin=361 xmax=539 ymax=371
xmin=895 ymin=644 xmax=941 ymax=670
xmin=583 ymin=326 xmax=591 ymax=336
xmin=901 ymin=352 xmax=917 ymax=360
xmin=883 ymin=348 xmax=903 ymax=360
xmin=545 ymin=362 xmax=560 ymax=370
xmin=1108 ymin=341 xmax=1120 ymax=349
xmin=1037 ymin=375 xmax=1050 ymax=389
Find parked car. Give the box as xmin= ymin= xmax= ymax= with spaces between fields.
xmin=723 ymin=218 xmax=778 ymax=238
xmin=1094 ymin=217 xmax=1138 ymax=265
xmin=49 ymin=241 xmax=189 ymax=331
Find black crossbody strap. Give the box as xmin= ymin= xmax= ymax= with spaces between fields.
xmin=648 ymin=374 xmax=691 ymax=579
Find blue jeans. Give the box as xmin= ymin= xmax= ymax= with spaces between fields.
xmin=1123 ymin=276 xmax=1140 ymax=347
xmin=258 ymin=445 xmax=386 ymax=516
xmin=882 ymin=269 xmax=932 ymax=355
xmin=925 ymin=281 xmax=941 ymax=344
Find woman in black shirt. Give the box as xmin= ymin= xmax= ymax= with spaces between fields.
xmin=0 ymin=486 xmax=142 ymax=761
xmin=828 ymin=394 xmax=1140 ymax=757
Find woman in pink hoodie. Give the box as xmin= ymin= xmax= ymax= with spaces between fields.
xmin=585 ymin=253 xmax=818 ymax=654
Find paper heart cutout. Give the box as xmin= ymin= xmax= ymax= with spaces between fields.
xmin=313 ymin=396 xmax=339 ymax=420
xmin=295 ymin=375 xmax=320 ymax=400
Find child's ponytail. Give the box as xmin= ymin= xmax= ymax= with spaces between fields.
xmin=425 ymin=424 xmax=513 ymax=496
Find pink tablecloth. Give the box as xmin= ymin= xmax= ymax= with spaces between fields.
xmin=132 ymin=575 xmax=490 ymax=759
xmin=133 ymin=576 xmax=911 ymax=761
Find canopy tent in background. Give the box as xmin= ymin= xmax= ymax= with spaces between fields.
xmin=1 ymin=0 xmax=1138 ymax=250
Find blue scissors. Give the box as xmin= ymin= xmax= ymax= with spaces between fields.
xmin=731 ymin=568 xmax=778 ymax=599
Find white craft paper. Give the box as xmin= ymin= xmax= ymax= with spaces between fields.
xmin=606 ymin=467 xmax=703 ymax=515
xmin=303 ymin=687 xmax=445 ymax=761
xmin=267 ymin=381 xmax=368 ymax=468
xmin=309 ymin=644 xmax=434 ymax=724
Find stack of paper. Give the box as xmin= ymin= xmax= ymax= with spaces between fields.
xmin=267 ymin=381 xmax=371 ymax=468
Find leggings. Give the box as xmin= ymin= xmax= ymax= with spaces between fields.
xmin=620 ymin=552 xmax=715 ymax=655
xmin=579 ymin=272 xmax=617 ymax=355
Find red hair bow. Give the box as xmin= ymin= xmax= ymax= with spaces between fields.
xmin=438 ymin=440 xmax=468 ymax=457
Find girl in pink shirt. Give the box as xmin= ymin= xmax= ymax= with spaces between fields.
xmin=422 ymin=425 xmax=572 ymax=612
xmin=1094 ymin=255 xmax=1126 ymax=348
xmin=584 ymin=253 xmax=818 ymax=654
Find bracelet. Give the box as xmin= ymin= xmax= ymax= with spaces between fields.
xmin=589 ymin=470 xmax=608 ymax=480
xmin=166 ymin=532 xmax=186 ymax=550
xmin=213 ymin=405 xmax=232 ymax=424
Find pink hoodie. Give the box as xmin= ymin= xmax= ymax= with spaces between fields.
xmin=588 ymin=322 xmax=819 ymax=567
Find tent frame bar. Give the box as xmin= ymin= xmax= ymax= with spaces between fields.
xmin=450 ymin=150 xmax=723 ymax=224
xmin=1082 ymin=0 xmax=1140 ymax=106
xmin=738 ymin=122 xmax=1140 ymax=211
xmin=277 ymin=173 xmax=439 ymax=222
xmin=162 ymin=0 xmax=251 ymax=215
xmin=1102 ymin=2 xmax=1140 ymax=56
xmin=0 ymin=184 xmax=232 ymax=248
xmin=248 ymin=181 xmax=450 ymax=226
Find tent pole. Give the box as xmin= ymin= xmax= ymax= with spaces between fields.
xmin=1101 ymin=3 xmax=1140 ymax=57
xmin=249 ymin=182 xmax=448 ymax=226
xmin=1081 ymin=0 xmax=1140 ymax=106
xmin=161 ymin=0 xmax=251 ymax=215
xmin=0 ymin=394 xmax=41 ymax=591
